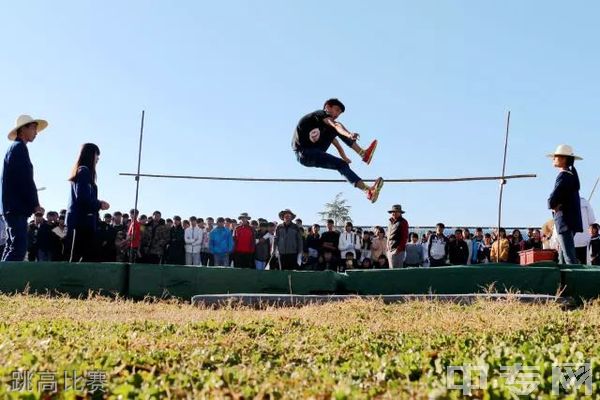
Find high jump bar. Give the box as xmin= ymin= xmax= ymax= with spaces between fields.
xmin=119 ymin=172 xmax=536 ymax=183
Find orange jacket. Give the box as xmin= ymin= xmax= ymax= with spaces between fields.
xmin=490 ymin=238 xmax=509 ymax=262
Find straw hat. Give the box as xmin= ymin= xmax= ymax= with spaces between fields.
xmin=278 ymin=209 xmax=296 ymax=220
xmin=387 ymin=204 xmax=406 ymax=214
xmin=7 ymin=115 xmax=48 ymax=141
xmin=546 ymin=144 xmax=582 ymax=160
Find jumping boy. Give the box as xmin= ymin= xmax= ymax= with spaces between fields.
xmin=292 ymin=98 xmax=383 ymax=203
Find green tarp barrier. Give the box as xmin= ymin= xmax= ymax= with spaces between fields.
xmin=0 ymin=262 xmax=128 ymax=297
xmin=2 ymin=262 xmax=599 ymax=300
xmin=342 ymin=264 xmax=562 ymax=295
xmin=561 ymin=267 xmax=600 ymax=300
xmin=128 ymin=264 xmax=340 ymax=300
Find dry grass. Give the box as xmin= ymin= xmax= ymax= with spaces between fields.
xmin=1 ymin=294 xmax=598 ymax=334
xmin=0 ymin=294 xmax=599 ymax=399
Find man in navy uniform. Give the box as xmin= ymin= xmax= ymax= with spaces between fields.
xmin=1 ymin=115 xmax=47 ymax=261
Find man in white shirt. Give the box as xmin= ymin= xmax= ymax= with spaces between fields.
xmin=338 ymin=221 xmax=360 ymax=259
xmin=184 ymin=216 xmax=203 ymax=266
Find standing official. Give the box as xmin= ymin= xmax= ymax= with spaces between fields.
xmin=2 ymin=115 xmax=46 ymax=261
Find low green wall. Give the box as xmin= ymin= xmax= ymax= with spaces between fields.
xmin=342 ymin=264 xmax=562 ymax=295
xmin=128 ymin=264 xmax=340 ymax=300
xmin=561 ymin=267 xmax=600 ymax=301
xmin=1 ymin=262 xmax=598 ymax=301
xmin=0 ymin=262 xmax=128 ymax=297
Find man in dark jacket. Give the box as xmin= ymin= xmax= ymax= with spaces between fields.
xmin=386 ymin=205 xmax=409 ymax=268
xmin=37 ymin=211 xmax=59 ymax=261
xmin=1 ymin=115 xmax=47 ymax=261
xmin=97 ymin=213 xmax=117 ymax=262
xmin=274 ymin=209 xmax=304 ymax=270
xmin=254 ymin=222 xmax=272 ymax=270
xmin=165 ymin=216 xmax=186 ymax=265
xmin=320 ymin=219 xmax=340 ymax=264
xmin=111 ymin=211 xmax=126 ymax=234
xmin=27 ymin=214 xmax=42 ymax=261
xmin=50 ymin=215 xmax=67 ymax=261
xmin=141 ymin=211 xmax=171 ymax=264
xmin=449 ymin=229 xmax=470 ymax=265
xmin=305 ymin=224 xmax=322 ymax=269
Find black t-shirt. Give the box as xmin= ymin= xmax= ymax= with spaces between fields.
xmin=305 ymin=233 xmax=322 ymax=253
xmin=449 ymin=240 xmax=469 ymax=265
xmin=320 ymin=230 xmax=341 ymax=259
xmin=292 ymin=110 xmax=338 ymax=152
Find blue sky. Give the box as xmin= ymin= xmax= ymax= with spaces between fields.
xmin=1 ymin=1 xmax=598 ymax=227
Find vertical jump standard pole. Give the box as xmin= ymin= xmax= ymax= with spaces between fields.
xmin=130 ymin=110 xmax=145 ymax=264
xmin=496 ymin=111 xmax=511 ymax=261
xmin=589 ymin=177 xmax=600 ymax=202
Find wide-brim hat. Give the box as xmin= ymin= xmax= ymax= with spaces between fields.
xmin=546 ymin=144 xmax=582 ymax=160
xmin=8 ymin=115 xmax=48 ymax=141
xmin=388 ymin=204 xmax=406 ymax=214
xmin=238 ymin=212 xmax=251 ymax=220
xmin=278 ymin=209 xmax=296 ymax=220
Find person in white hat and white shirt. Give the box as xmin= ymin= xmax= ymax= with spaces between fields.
xmin=547 ymin=144 xmax=584 ymax=265
xmin=1 ymin=115 xmax=46 ymax=261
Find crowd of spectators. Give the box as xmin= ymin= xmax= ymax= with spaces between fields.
xmin=2 ymin=116 xmax=593 ymax=269
xmin=3 ymin=205 xmax=599 ymax=269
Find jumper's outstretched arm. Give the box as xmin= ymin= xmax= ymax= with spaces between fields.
xmin=324 ymin=118 xmax=358 ymax=141
xmin=331 ymin=138 xmax=352 ymax=164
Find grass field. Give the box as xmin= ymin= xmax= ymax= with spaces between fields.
xmin=0 ymin=295 xmax=599 ymax=399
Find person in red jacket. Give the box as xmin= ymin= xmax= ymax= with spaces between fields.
xmin=233 ymin=213 xmax=255 ymax=268
xmin=126 ymin=209 xmax=142 ymax=262
xmin=386 ymin=204 xmax=409 ymax=268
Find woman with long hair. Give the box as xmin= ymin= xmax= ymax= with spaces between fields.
xmin=508 ymin=229 xmax=525 ymax=264
xmin=65 ymin=143 xmax=110 ymax=262
xmin=547 ymin=145 xmax=583 ymax=264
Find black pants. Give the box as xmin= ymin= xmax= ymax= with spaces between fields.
xmin=429 ymin=258 xmax=447 ymax=267
xmin=575 ymin=246 xmax=587 ymax=265
xmin=201 ymin=252 xmax=214 ymax=266
xmin=234 ymin=252 xmax=254 ymax=268
xmin=279 ymin=254 xmax=299 ymax=270
xmin=67 ymin=228 xmax=97 ymax=262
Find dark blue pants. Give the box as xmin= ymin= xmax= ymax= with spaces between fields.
xmin=296 ymin=149 xmax=361 ymax=185
xmin=66 ymin=227 xmax=97 ymax=262
xmin=2 ymin=214 xmax=28 ymax=261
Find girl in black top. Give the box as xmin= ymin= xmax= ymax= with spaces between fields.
xmin=508 ymin=229 xmax=525 ymax=264
xmin=65 ymin=143 xmax=110 ymax=262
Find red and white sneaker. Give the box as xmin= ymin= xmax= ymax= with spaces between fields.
xmin=362 ymin=140 xmax=378 ymax=165
xmin=366 ymin=177 xmax=384 ymax=203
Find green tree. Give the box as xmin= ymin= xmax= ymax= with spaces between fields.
xmin=318 ymin=192 xmax=352 ymax=226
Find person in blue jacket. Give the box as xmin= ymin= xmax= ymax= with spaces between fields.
xmin=65 ymin=143 xmax=110 ymax=262
xmin=547 ymin=144 xmax=583 ymax=265
xmin=209 ymin=217 xmax=234 ymax=267
xmin=1 ymin=115 xmax=47 ymax=261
